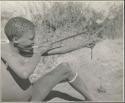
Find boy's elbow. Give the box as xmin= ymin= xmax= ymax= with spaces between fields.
xmin=17 ymin=72 xmax=31 ymax=91
xmin=19 ymin=67 xmax=31 ymax=79
xmin=21 ymin=72 xmax=29 ymax=80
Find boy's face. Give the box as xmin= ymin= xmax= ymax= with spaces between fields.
xmin=13 ymin=29 xmax=35 ymax=54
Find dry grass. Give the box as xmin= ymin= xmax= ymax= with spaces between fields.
xmin=1 ymin=2 xmax=123 ymax=41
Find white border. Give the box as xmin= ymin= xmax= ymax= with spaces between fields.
xmin=0 ymin=0 xmax=124 ymax=103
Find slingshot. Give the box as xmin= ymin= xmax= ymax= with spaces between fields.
xmin=33 ymin=18 xmax=108 ymax=59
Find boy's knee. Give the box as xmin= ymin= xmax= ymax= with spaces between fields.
xmin=59 ymin=63 xmax=71 ymax=73
xmin=59 ymin=63 xmax=75 ymax=79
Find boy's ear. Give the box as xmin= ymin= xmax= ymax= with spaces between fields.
xmin=12 ymin=38 xmax=16 ymax=43
xmin=12 ymin=37 xmax=20 ymax=46
xmin=12 ymin=36 xmax=19 ymax=42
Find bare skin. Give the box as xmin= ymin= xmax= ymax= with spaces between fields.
xmin=1 ymin=29 xmax=53 ymax=101
xmin=1 ymin=24 xmax=93 ymax=102
xmin=1 ymin=43 xmax=93 ymax=101
xmin=2 ymin=39 xmax=94 ymax=101
xmin=47 ymin=34 xmax=96 ymax=55
xmin=31 ymin=63 xmax=93 ymax=101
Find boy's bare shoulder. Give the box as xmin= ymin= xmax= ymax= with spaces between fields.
xmin=1 ymin=43 xmax=11 ymax=57
xmin=1 ymin=43 xmax=10 ymax=50
xmin=1 ymin=43 xmax=26 ymax=65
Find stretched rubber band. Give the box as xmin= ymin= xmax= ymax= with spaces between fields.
xmin=69 ymin=73 xmax=78 ymax=83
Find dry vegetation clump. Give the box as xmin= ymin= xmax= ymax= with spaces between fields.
xmin=1 ymin=2 xmax=123 ymax=43
xmin=35 ymin=2 xmax=102 ymax=43
xmin=30 ymin=2 xmax=123 ymax=46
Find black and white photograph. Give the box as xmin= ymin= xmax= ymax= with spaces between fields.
xmin=0 ymin=0 xmax=124 ymax=102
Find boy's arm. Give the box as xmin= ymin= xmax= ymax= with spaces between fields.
xmin=47 ymin=36 xmax=95 ymax=55
xmin=2 ymin=50 xmax=41 ymax=79
xmin=1 ymin=44 xmax=50 ymax=80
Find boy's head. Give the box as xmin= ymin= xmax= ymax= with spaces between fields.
xmin=4 ymin=17 xmax=35 ymax=56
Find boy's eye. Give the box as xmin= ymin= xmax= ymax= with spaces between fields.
xmin=13 ymin=37 xmax=18 ymax=42
xmin=30 ymin=38 xmax=34 ymax=40
xmin=30 ymin=37 xmax=34 ymax=40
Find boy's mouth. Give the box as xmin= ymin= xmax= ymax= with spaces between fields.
xmin=18 ymin=47 xmax=33 ymax=57
xmin=15 ymin=44 xmax=33 ymax=55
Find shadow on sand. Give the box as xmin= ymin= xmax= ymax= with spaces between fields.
xmin=43 ymin=90 xmax=84 ymax=101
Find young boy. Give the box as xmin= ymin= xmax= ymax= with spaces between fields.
xmin=1 ymin=17 xmax=93 ymax=101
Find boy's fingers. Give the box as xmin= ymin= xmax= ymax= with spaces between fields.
xmin=86 ymin=43 xmax=95 ymax=48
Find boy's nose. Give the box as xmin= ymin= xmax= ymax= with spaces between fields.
xmin=13 ymin=39 xmax=34 ymax=46
xmin=13 ymin=40 xmax=19 ymax=46
xmin=14 ymin=42 xmax=18 ymax=47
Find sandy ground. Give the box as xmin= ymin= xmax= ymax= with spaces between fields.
xmin=50 ymin=38 xmax=123 ymax=102
xmin=1 ymin=39 xmax=123 ymax=102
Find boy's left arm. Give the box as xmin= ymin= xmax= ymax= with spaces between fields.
xmin=47 ymin=36 xmax=94 ymax=55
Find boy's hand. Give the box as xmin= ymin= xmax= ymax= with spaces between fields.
xmin=33 ymin=43 xmax=52 ymax=55
xmin=85 ymin=42 xmax=95 ymax=48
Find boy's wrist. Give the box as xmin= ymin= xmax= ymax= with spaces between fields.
xmin=33 ymin=45 xmax=41 ymax=54
xmin=33 ymin=49 xmax=41 ymax=57
xmin=33 ymin=52 xmax=41 ymax=56
xmin=34 ymin=50 xmax=41 ymax=54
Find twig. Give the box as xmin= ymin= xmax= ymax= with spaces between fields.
xmin=91 ymin=48 xmax=93 ymax=60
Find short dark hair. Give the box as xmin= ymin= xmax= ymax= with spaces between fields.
xmin=4 ymin=17 xmax=35 ymax=41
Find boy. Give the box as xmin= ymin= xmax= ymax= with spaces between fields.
xmin=1 ymin=17 xmax=93 ymax=101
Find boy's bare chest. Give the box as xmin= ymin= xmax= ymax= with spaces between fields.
xmin=3 ymin=44 xmax=30 ymax=65
xmin=11 ymin=52 xmax=30 ymax=65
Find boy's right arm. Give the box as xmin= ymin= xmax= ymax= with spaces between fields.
xmin=1 ymin=44 xmax=51 ymax=80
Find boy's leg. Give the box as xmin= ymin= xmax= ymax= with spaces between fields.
xmin=31 ymin=63 xmax=72 ymax=101
xmin=31 ymin=63 xmax=93 ymax=101
xmin=68 ymin=74 xmax=93 ymax=101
